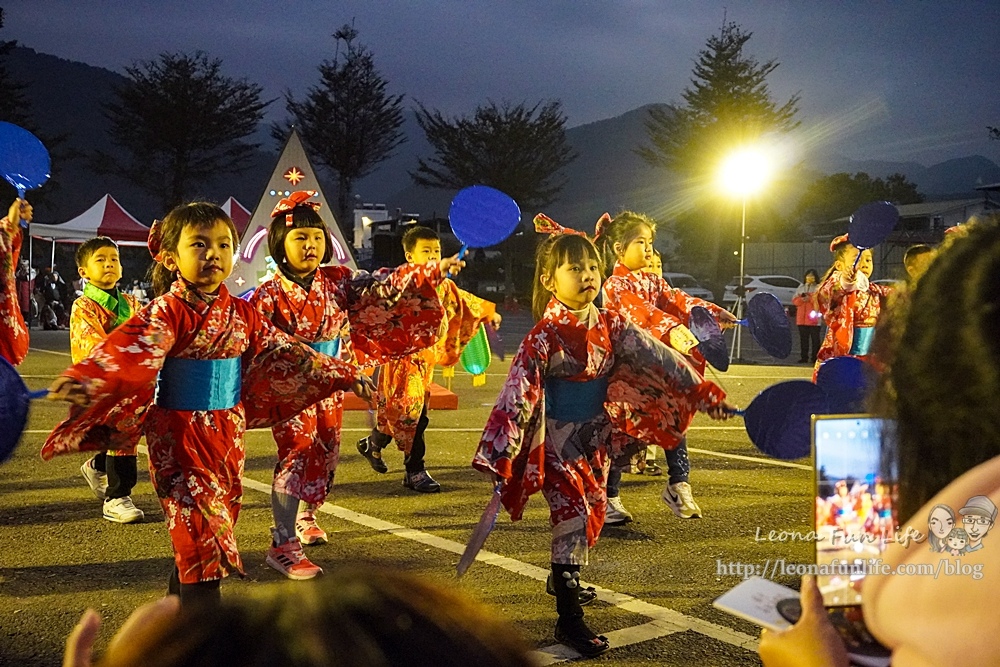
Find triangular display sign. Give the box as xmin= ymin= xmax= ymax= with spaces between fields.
xmin=226 ymin=129 xmax=356 ymax=298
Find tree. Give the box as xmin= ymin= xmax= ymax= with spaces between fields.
xmin=279 ymin=25 xmax=406 ymax=238
xmin=637 ymin=22 xmax=800 ymax=290
xmin=794 ymin=171 xmax=924 ymax=226
xmin=412 ymin=99 xmax=576 ymax=296
xmin=0 ymin=8 xmax=32 ymax=128
xmin=99 ymin=51 xmax=270 ymax=210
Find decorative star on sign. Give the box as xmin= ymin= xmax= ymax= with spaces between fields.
xmin=235 ymin=276 xmax=245 ymax=286
xmin=283 ymin=167 xmax=304 ymax=185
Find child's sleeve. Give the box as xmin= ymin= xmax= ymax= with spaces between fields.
xmin=323 ymin=264 xmax=445 ymax=365
xmin=437 ymin=283 xmax=497 ymax=367
xmin=241 ymin=304 xmax=363 ymax=430
xmin=473 ymin=326 xmax=548 ymax=482
xmin=654 ymin=275 xmax=730 ymax=322
xmin=606 ymin=316 xmax=726 ymax=451
xmin=69 ymin=298 xmax=109 ymax=364
xmin=602 ymin=274 xmax=685 ymax=343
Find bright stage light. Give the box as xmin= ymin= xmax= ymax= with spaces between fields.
xmin=717 ymin=146 xmax=772 ymax=198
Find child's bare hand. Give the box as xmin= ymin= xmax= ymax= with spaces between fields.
xmin=717 ymin=310 xmax=739 ymax=329
xmin=490 ymin=312 xmax=502 ymax=330
xmin=440 ymin=254 xmax=466 ymax=277
xmin=48 ymin=377 xmax=89 ymax=407
xmin=352 ymin=374 xmax=375 ymax=404
xmin=707 ymin=401 xmax=737 ymax=420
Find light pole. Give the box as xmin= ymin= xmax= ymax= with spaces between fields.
xmin=717 ymin=146 xmax=771 ymax=361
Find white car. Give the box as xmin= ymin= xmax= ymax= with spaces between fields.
xmin=722 ymin=275 xmax=802 ymax=307
xmin=662 ymin=272 xmax=715 ymax=302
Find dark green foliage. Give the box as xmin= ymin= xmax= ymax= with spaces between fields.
xmin=278 ymin=25 xmax=406 ymax=238
xmin=794 ymin=171 xmax=924 ymax=225
xmin=98 ymin=51 xmax=271 ymax=210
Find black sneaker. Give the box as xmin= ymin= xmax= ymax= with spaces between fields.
xmin=402 ymin=470 xmax=441 ymax=493
xmin=554 ymin=617 xmax=610 ymax=657
xmin=357 ymin=437 xmax=388 ymax=474
xmin=546 ymin=573 xmax=598 ymax=605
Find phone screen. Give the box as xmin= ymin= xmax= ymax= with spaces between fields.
xmin=813 ymin=415 xmax=898 ymax=607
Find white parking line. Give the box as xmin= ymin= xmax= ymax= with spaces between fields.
xmin=237 ymin=474 xmax=759 ymax=661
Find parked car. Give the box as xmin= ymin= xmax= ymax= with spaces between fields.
xmin=662 ymin=272 xmax=715 ymax=302
xmin=722 ymin=274 xmax=802 ymax=307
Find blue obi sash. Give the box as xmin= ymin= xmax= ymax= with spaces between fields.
xmin=544 ymin=377 xmax=609 ymax=422
xmin=154 ymin=357 xmax=241 ymax=411
xmin=309 ymin=338 xmax=341 ymax=359
xmin=850 ymin=327 xmax=875 ymax=356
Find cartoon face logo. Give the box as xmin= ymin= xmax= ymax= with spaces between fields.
xmin=927 ymin=504 xmax=956 ymax=552
xmin=959 ymin=495 xmax=996 ymax=551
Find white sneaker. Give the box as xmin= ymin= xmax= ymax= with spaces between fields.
xmin=661 ymin=482 xmax=702 ymax=519
xmin=605 ymin=496 xmax=634 ymax=525
xmin=81 ymin=457 xmax=108 ymax=500
xmin=103 ymin=496 xmax=144 ymax=523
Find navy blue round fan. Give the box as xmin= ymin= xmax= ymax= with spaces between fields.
xmin=815 ymin=356 xmax=877 ymax=413
xmin=689 ymin=306 xmax=729 ymax=372
xmin=0 ymin=356 xmax=45 ymax=464
xmin=746 ymin=292 xmax=792 ymax=359
xmin=849 ymin=201 xmax=898 ymax=251
xmin=741 ymin=380 xmax=830 ymax=460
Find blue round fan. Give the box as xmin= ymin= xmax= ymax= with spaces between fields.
xmin=849 ymin=201 xmax=899 ymax=251
xmin=0 ymin=356 xmax=48 ymax=464
xmin=0 ymin=122 xmax=51 ymax=227
xmin=689 ymin=306 xmax=730 ymax=372
xmin=745 ymin=292 xmax=792 ymax=359
xmin=448 ymin=185 xmax=521 ymax=255
xmin=815 ymin=356 xmax=877 ymax=413
xmin=740 ymin=380 xmax=830 ymax=460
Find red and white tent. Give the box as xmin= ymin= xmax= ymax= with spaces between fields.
xmin=31 ymin=195 xmax=150 ymax=246
xmin=221 ymin=197 xmax=252 ymax=236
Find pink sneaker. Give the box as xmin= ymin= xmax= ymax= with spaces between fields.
xmin=295 ymin=510 xmax=328 ymax=545
xmin=266 ymin=538 xmax=323 ymax=580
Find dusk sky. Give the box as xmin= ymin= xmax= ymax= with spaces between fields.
xmin=8 ymin=1 xmax=1000 ymax=167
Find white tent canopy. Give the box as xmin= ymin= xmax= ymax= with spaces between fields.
xmin=31 ymin=195 xmax=150 ymax=246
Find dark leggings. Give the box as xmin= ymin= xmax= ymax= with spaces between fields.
xmin=607 ymin=438 xmax=691 ymax=497
xmin=92 ymin=452 xmax=138 ymax=499
xmin=370 ymin=400 xmax=429 ymax=473
xmin=798 ymin=325 xmax=821 ymax=362
xmin=168 ymin=566 xmax=221 ymax=606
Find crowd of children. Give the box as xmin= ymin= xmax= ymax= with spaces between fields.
xmin=3 ymin=186 xmax=953 ymax=659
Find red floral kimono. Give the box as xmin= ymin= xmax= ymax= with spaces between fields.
xmin=0 ymin=217 xmax=29 ymax=365
xmin=473 ymin=298 xmax=725 ymax=564
xmin=374 ymin=278 xmax=496 ymax=453
xmin=602 ymin=261 xmax=729 ymax=375
xmin=813 ymin=271 xmax=893 ymax=379
xmin=69 ymin=287 xmax=143 ymax=455
xmin=42 ymin=279 xmax=360 ymax=583
xmin=249 ymin=263 xmax=446 ymax=504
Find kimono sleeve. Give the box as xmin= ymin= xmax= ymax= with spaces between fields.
xmin=69 ymin=299 xmax=110 ymax=364
xmin=0 ymin=217 xmax=28 ymax=365
xmin=606 ymin=320 xmax=726 ymax=451
xmin=324 ymin=263 xmax=446 ymax=366
xmin=241 ymin=304 xmax=362 ymax=429
xmin=602 ymin=275 xmax=684 ymax=343
xmin=41 ymin=303 xmax=177 ymax=460
xmin=437 ymin=282 xmax=497 ymax=367
xmin=473 ymin=326 xmax=548 ymax=504
xmin=654 ymin=276 xmax=730 ymax=322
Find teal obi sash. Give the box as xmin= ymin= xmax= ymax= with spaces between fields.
xmin=154 ymin=357 xmax=241 ymax=411
xmin=850 ymin=327 xmax=875 ymax=356
xmin=544 ymin=377 xmax=609 ymax=422
xmin=310 ymin=338 xmax=341 ymax=359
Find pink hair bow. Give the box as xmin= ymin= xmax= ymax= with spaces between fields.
xmin=829 ymin=233 xmax=850 ymax=252
xmin=592 ymin=212 xmax=612 ymax=243
xmin=533 ymin=213 xmax=587 ymax=236
xmin=271 ymin=190 xmax=321 ymax=226
xmin=148 ymin=219 xmax=164 ymax=262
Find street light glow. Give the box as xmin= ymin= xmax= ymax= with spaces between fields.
xmin=718 ymin=146 xmax=772 ymax=197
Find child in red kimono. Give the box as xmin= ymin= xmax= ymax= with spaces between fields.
xmin=43 ymin=202 xmax=373 ymax=606
xmin=1 ymin=199 xmax=32 ymax=366
xmin=595 ymin=210 xmax=737 ymax=523
xmin=71 ymin=236 xmax=145 ymax=523
xmin=473 ymin=220 xmax=732 ymax=657
xmin=250 ymin=192 xmax=456 ymax=579
xmin=814 ymin=234 xmax=893 ymax=380
xmin=359 ymin=225 xmax=499 ymax=493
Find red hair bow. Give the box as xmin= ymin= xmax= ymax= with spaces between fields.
xmin=533 ymin=213 xmax=587 ymax=236
xmin=148 ymin=219 xmax=164 ymax=262
xmin=271 ymin=190 xmax=321 ymax=226
xmin=829 ymin=233 xmax=850 ymax=252
xmin=593 ymin=212 xmax=612 ymax=242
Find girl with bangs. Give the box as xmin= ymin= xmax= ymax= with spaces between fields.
xmin=473 ymin=214 xmax=733 ymax=657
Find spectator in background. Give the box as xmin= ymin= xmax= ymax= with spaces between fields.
xmin=792 ymin=269 xmax=822 ymax=364
xmin=15 ymin=258 xmax=35 ymax=326
xmin=129 ymin=279 xmax=147 ymax=305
